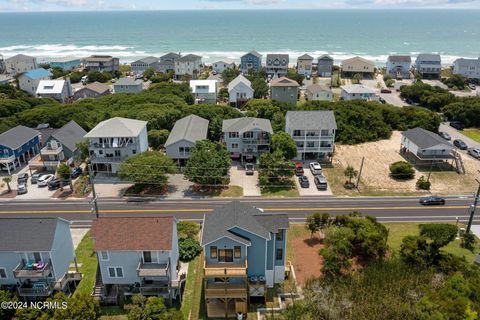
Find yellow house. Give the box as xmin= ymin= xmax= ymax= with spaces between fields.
xmin=341 ymin=56 xmax=375 ymax=77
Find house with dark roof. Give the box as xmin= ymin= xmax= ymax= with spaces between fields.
xmin=201 ymin=201 xmax=289 ymax=318
xmin=90 ymin=216 xmax=180 ymax=305
xmin=401 ymin=127 xmax=455 ymax=163
xmin=82 ymin=55 xmax=119 ymax=72
xmin=0 ymin=125 xmax=41 ymax=174
xmin=415 ymin=54 xmax=442 ymax=79
xmin=131 ymin=56 xmax=160 ymax=75
xmin=73 ymin=81 xmax=111 ymax=100
xmin=240 ymin=50 xmax=262 ymax=74
xmin=266 ymin=54 xmax=289 ymax=78
xmin=0 ymin=218 xmax=81 ymax=299
xmin=159 ymin=52 xmax=181 ymax=74
xmin=387 ymin=55 xmax=411 ymax=79
xmin=29 ymin=120 xmax=87 ymax=171
xmin=174 ymin=54 xmax=202 ymax=79
xmin=296 ymin=54 xmax=314 ymax=76
xmin=270 ymin=76 xmax=299 ymax=105
xmin=285 ymin=111 xmax=337 ymax=160
xmin=17 ymin=68 xmax=52 ymax=96
xmin=222 ymin=117 xmax=273 ymax=163
xmin=165 ymin=115 xmax=209 ymax=162
xmin=317 ymin=54 xmax=334 ymax=77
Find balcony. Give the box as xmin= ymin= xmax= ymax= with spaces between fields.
xmin=17 ymin=283 xmax=53 ymax=297
xmin=13 ymin=259 xmax=52 ymax=279
xmin=90 ymin=154 xmax=128 ymax=163
xmin=90 ymin=141 xmax=134 ymax=149
xmin=139 ymin=282 xmax=170 ymax=296
xmin=205 ymin=283 xmax=248 ymax=299
xmin=41 ymin=145 xmax=63 ymax=155
xmin=204 ymin=260 xmax=248 ymax=278
xmin=137 ymin=261 xmax=170 ymax=278
xmin=241 ymin=138 xmax=271 ymax=145
xmin=54 ymin=271 xmax=82 ymax=291
xmin=292 ymin=135 xmax=335 ymax=140
xmin=0 ymin=154 xmax=15 ymax=163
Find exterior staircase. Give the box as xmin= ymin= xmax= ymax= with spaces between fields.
xmin=454 ymin=150 xmax=466 ymax=174
xmin=92 ymin=264 xmax=105 ymax=300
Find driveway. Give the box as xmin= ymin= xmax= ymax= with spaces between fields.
xmin=439 ymin=123 xmax=480 ymax=152
xmin=229 ymin=164 xmax=260 ymax=197
xmin=293 ymin=162 xmax=332 ymax=196
xmin=93 ymin=175 xmax=133 ymax=198
xmin=1 ymin=166 xmax=57 ymax=200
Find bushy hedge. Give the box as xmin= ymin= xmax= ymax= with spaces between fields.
xmin=442 ymin=97 xmax=480 ymax=127
xmin=389 ymin=161 xmax=415 ymax=180
xmin=400 ymin=81 xmax=455 ymax=111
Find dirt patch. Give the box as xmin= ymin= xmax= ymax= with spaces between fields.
xmin=292 ymin=236 xmax=324 ymax=284
xmin=0 ymin=190 xmax=17 ymax=198
xmin=52 ymin=189 xmax=73 ymax=199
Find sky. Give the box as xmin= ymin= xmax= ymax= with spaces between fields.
xmin=0 ymin=0 xmax=479 ymax=11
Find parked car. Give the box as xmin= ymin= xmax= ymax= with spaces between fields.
xmin=309 ymin=162 xmax=322 ymax=175
xmin=31 ymin=171 xmax=45 ymax=184
xmin=450 ymin=121 xmax=465 ymax=130
xmin=17 ymin=173 xmax=28 ymax=184
xmin=298 ymin=175 xmax=309 ymax=188
xmin=314 ymin=175 xmax=328 ymax=190
xmin=468 ymin=148 xmax=480 ymax=159
xmin=379 ymin=97 xmax=386 ymax=104
xmin=380 ymin=88 xmax=392 ymax=93
xmin=468 ymin=83 xmax=476 ymax=90
xmin=419 ymin=196 xmax=445 ymax=206
xmin=294 ymin=162 xmax=304 ymax=176
xmin=17 ymin=182 xmax=27 ymax=195
xmin=453 ymin=139 xmax=468 ymax=150
xmin=245 ymin=163 xmax=254 ymax=176
xmin=37 ymin=174 xmax=54 ymax=187
xmin=47 ymin=179 xmax=67 ymax=190
xmin=438 ymin=131 xmax=451 ymax=140
xmin=71 ymin=167 xmax=83 ymax=179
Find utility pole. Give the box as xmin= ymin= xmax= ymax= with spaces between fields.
xmin=356 ymin=157 xmax=365 ymax=190
xmin=88 ymin=163 xmax=99 ymax=218
xmin=466 ymin=178 xmax=480 ymax=234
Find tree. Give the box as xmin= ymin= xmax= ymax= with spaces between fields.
xmin=251 ymin=77 xmax=269 ymax=99
xmin=416 ymin=176 xmax=431 ymax=190
xmin=56 ymin=293 xmax=100 ymax=320
xmin=461 ymin=232 xmax=476 ymax=252
xmin=118 ymin=151 xmax=176 ymax=189
xmin=271 ymin=132 xmax=297 ymax=160
xmin=142 ymin=68 xmax=156 ymax=80
xmin=221 ymin=68 xmax=240 ymax=85
xmin=352 ymin=73 xmax=363 ymax=84
xmin=2 ymin=176 xmax=11 ymax=192
xmin=258 ymin=150 xmax=294 ymax=188
xmin=126 ymin=295 xmax=183 ymax=320
xmin=148 ymin=129 xmax=170 ymax=150
xmin=75 ymin=139 xmax=89 ymax=162
xmin=419 ymin=223 xmax=458 ymax=249
xmin=320 ymin=227 xmax=355 ymax=276
xmin=344 ymin=165 xmax=358 ymax=186
xmin=179 ymin=237 xmax=203 ymax=262
xmin=177 ymin=221 xmax=200 ymax=239
xmin=389 ymin=161 xmax=415 ymax=180
xmin=184 ymin=140 xmax=231 ymax=187
xmin=57 ymin=163 xmax=73 ymax=190
xmin=286 ymin=69 xmax=304 ymax=86
xmin=0 ymin=289 xmax=16 ymax=319
xmin=305 ymin=213 xmax=321 ymax=237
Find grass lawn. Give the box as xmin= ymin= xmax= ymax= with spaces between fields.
xmin=73 ymin=231 xmax=98 ymax=297
xmin=100 ymin=306 xmax=127 ymax=320
xmin=261 ymin=182 xmax=299 ymax=197
xmin=218 ymin=185 xmax=243 ymax=197
xmin=384 ymin=222 xmax=479 ymax=263
xmin=180 ymin=255 xmax=204 ymax=320
xmin=462 ymin=128 xmax=480 ymax=143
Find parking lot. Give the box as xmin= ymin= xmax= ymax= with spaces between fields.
xmin=1 ymin=167 xmax=57 ymax=200
xmin=293 ymin=161 xmax=333 ymax=196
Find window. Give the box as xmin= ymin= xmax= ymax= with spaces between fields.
xmin=234 ymin=246 xmax=241 ymax=259
xmin=276 ymin=248 xmax=283 ymax=261
xmin=33 ymin=252 xmax=41 ymax=263
xmin=132 ymin=149 xmax=136 ymax=154
xmin=210 ymin=246 xmax=217 ymax=259
xmin=143 ymin=251 xmax=152 ymax=263
xmin=229 ymin=132 xmax=239 ymax=139
xmin=218 ymin=249 xmax=234 ymax=262
xmin=179 ymin=147 xmax=184 ymax=153
xmin=0 ymin=268 xmax=7 ymax=279
xmin=276 ymin=231 xmax=283 ymax=241
xmin=116 ymin=267 xmax=123 ymax=277
xmin=100 ymin=251 xmax=109 ymax=261
xmin=108 ymin=267 xmax=124 ymax=278
xmin=108 ymin=267 xmax=115 ymax=277
xmin=293 ymin=130 xmax=302 ymax=137
xmin=231 ymin=143 xmax=238 ymax=149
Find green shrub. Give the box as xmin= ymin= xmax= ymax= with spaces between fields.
xmin=416 ymin=176 xmax=431 ymax=190
xmin=461 ymin=232 xmax=476 ymax=252
xmin=389 ymin=161 xmax=415 ymax=180
xmin=178 ymin=238 xmax=202 ymax=262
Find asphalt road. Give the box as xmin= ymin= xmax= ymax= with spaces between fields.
xmin=0 ymin=195 xmax=478 ymax=227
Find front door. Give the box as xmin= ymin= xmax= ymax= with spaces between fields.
xmin=143 ymin=251 xmax=152 ymax=263
xmin=218 ymin=249 xmax=233 ymax=262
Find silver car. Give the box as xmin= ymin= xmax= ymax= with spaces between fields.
xmin=37 ymin=174 xmax=54 ymax=187
xmin=17 ymin=183 xmax=28 ymax=194
xmin=468 ymin=148 xmax=480 ymax=159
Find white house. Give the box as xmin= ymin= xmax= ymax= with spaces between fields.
xmin=5 ymin=54 xmax=37 ymax=75
xmin=36 ymin=79 xmax=73 ymax=103
xmin=189 ymin=79 xmax=218 ymax=104
xmin=228 ymin=74 xmax=254 ymax=107
xmin=175 ymin=54 xmax=202 ymax=79
xmin=453 ymin=58 xmax=480 ymax=80
xmin=17 ymin=68 xmax=52 ymax=96
xmin=212 ymin=60 xmax=235 ymax=74
xmin=341 ymin=84 xmax=377 ymax=101
xmin=386 ymin=55 xmax=411 ymax=79
xmin=401 ymin=127 xmax=454 ymax=163
xmin=305 ymin=84 xmax=332 ymax=101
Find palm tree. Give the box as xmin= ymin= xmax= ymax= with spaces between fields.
xmin=2 ymin=176 xmax=12 ymax=193
xmin=344 ymin=165 xmax=358 ymax=186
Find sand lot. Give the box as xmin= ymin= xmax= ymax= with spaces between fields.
xmin=333 ymin=131 xmax=480 ymax=195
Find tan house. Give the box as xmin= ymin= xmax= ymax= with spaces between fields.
xmin=341 ymin=56 xmax=375 ymax=77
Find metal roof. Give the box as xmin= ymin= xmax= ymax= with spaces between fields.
xmin=84 ymin=117 xmax=147 ymax=138
xmin=165 ymin=115 xmax=209 ymax=147
xmin=341 ymin=84 xmax=377 ymax=94
xmin=387 ymin=55 xmax=412 ymax=63
xmin=132 ymin=56 xmax=159 ymax=65
xmin=228 ymin=74 xmax=252 ymax=91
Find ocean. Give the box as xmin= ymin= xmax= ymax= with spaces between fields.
xmin=0 ymin=10 xmax=479 ymax=65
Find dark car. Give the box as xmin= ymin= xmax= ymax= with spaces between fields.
xmin=47 ymin=179 xmax=67 ymax=191
xmin=245 ymin=163 xmax=254 ymax=176
xmin=453 ymin=139 xmax=468 ymax=150
xmin=298 ymin=175 xmax=309 ymax=188
xmin=71 ymin=167 xmax=83 ymax=179
xmin=17 ymin=173 xmax=29 ymax=184
xmin=438 ymin=131 xmax=451 ymax=140
xmin=450 ymin=121 xmax=465 ymax=130
xmin=419 ymin=196 xmax=446 ymax=206
xmin=380 ymin=88 xmax=392 ymax=94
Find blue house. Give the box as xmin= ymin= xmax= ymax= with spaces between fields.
xmin=240 ymin=50 xmax=262 ymax=74
xmin=201 ymin=201 xmax=289 ymax=318
xmin=0 ymin=125 xmax=41 ymax=174
xmin=49 ymin=57 xmax=81 ymax=71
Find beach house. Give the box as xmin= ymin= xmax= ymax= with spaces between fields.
xmin=317 ymin=55 xmax=334 ymax=77
xmin=341 ymin=84 xmax=377 ymax=101
xmin=270 ymin=76 xmax=299 ymax=105
xmin=296 ymin=54 xmax=314 ymax=77
xmin=91 ymin=217 xmax=181 ymax=305
xmin=285 ymin=111 xmax=337 ymax=161
xmin=159 ymin=52 xmax=181 ymax=74
xmin=82 ymin=55 xmax=119 ymax=72
xmin=415 ymin=54 xmax=441 ymax=79
xmin=240 ymin=51 xmax=262 ymax=74
xmin=201 ymin=201 xmax=289 ymax=318
xmin=228 ymin=74 xmax=254 ymax=107
xmin=175 ymin=54 xmax=202 ymax=79
xmin=222 ymin=117 xmax=273 ymax=163
xmin=113 ymin=78 xmax=143 ymax=93
xmin=131 ymin=56 xmax=160 ymax=75
xmin=36 ymin=79 xmax=73 ymax=103
xmin=305 ymin=84 xmax=332 ymax=102
xmin=213 ymin=60 xmax=235 ymax=74
xmin=49 ymin=57 xmax=81 ymax=71
xmin=0 ymin=125 xmax=41 ymax=174
xmin=73 ymin=82 xmax=111 ymax=100
xmin=0 ymin=218 xmax=81 ymax=300
xmin=453 ymin=58 xmax=480 ymax=80
xmin=17 ymin=68 xmax=52 ymax=96
xmin=341 ymin=56 xmax=375 ymax=78
xmin=165 ymin=115 xmax=209 ymax=162
xmin=190 ymin=79 xmax=218 ymax=104
xmin=266 ymin=54 xmax=289 ymax=78
xmin=387 ymin=55 xmax=411 ymax=79
xmin=84 ymin=117 xmax=148 ymax=174
xmin=5 ymin=54 xmax=37 ymax=75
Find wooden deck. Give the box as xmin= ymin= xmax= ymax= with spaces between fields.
xmin=204 ymin=260 xmax=248 ymax=277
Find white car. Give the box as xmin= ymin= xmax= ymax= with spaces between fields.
xmin=37 ymin=174 xmax=54 ymax=187
xmin=309 ymin=162 xmax=322 ymax=175
xmin=468 ymin=148 xmax=480 ymax=159
xmin=17 ymin=183 xmax=28 ymax=194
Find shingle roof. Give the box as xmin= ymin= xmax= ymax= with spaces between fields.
xmin=243 ymin=50 xmax=262 ymax=58
xmin=91 ymin=217 xmax=174 ymax=251
xmin=266 ymin=54 xmax=289 ymax=65
xmin=22 ymin=68 xmax=52 ymax=80
xmin=6 ymin=54 xmax=35 ymax=61
xmin=84 ymin=117 xmax=147 ymax=138
xmin=306 ymin=84 xmax=331 ymax=94
xmin=80 ymin=81 xmax=110 ymax=94
xmin=51 ymin=120 xmax=87 ymax=152
xmin=318 ymin=54 xmax=334 ymax=61
xmin=114 ymin=77 xmax=143 ymax=86
xmin=342 ymin=56 xmax=375 ymax=67
xmin=178 ymin=54 xmax=202 ymax=63
xmin=286 ymin=111 xmax=337 ymax=130
xmin=165 ymin=115 xmax=209 ymax=147
xmin=228 ymin=74 xmax=252 ymax=91
xmin=201 ymin=201 xmax=289 ymax=246
xmin=132 ymin=56 xmax=159 ymax=65
xmin=402 ymin=127 xmax=453 ymax=149
xmin=416 ymin=54 xmax=441 ymax=62
xmin=270 ymin=77 xmax=299 ymax=87
xmin=297 ymin=54 xmax=313 ymax=60
xmin=0 ymin=125 xmax=40 ymax=149
xmin=0 ymin=218 xmax=67 ymax=252
xmin=341 ymin=84 xmax=377 ymax=94
xmin=83 ymin=55 xmax=115 ymax=62
xmin=388 ymin=55 xmax=411 ymax=63
xmin=161 ymin=52 xmax=181 ymax=60
xmin=222 ymin=117 xmax=273 ymax=134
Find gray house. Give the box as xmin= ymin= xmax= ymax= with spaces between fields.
xmin=401 ymin=127 xmax=454 ymax=163
xmin=74 ymin=82 xmax=111 ymax=100
xmin=91 ymin=216 xmax=180 ymax=305
xmin=387 ymin=55 xmax=411 ymax=79
xmin=131 ymin=56 xmax=160 ymax=75
xmin=266 ymin=54 xmax=289 ymax=78
xmin=82 ymin=55 xmax=119 ymax=72
xmin=113 ymin=78 xmax=143 ymax=93
xmin=317 ymin=55 xmax=334 ymax=77
xmin=270 ymin=77 xmax=299 ymax=105
xmin=222 ymin=117 xmax=273 ymax=163
xmin=159 ymin=52 xmax=181 ymax=74
xmin=415 ymin=54 xmax=441 ymax=79
xmin=165 ymin=115 xmax=209 ymax=162
xmin=453 ymin=58 xmax=480 ymax=80
xmin=0 ymin=218 xmax=81 ymax=299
